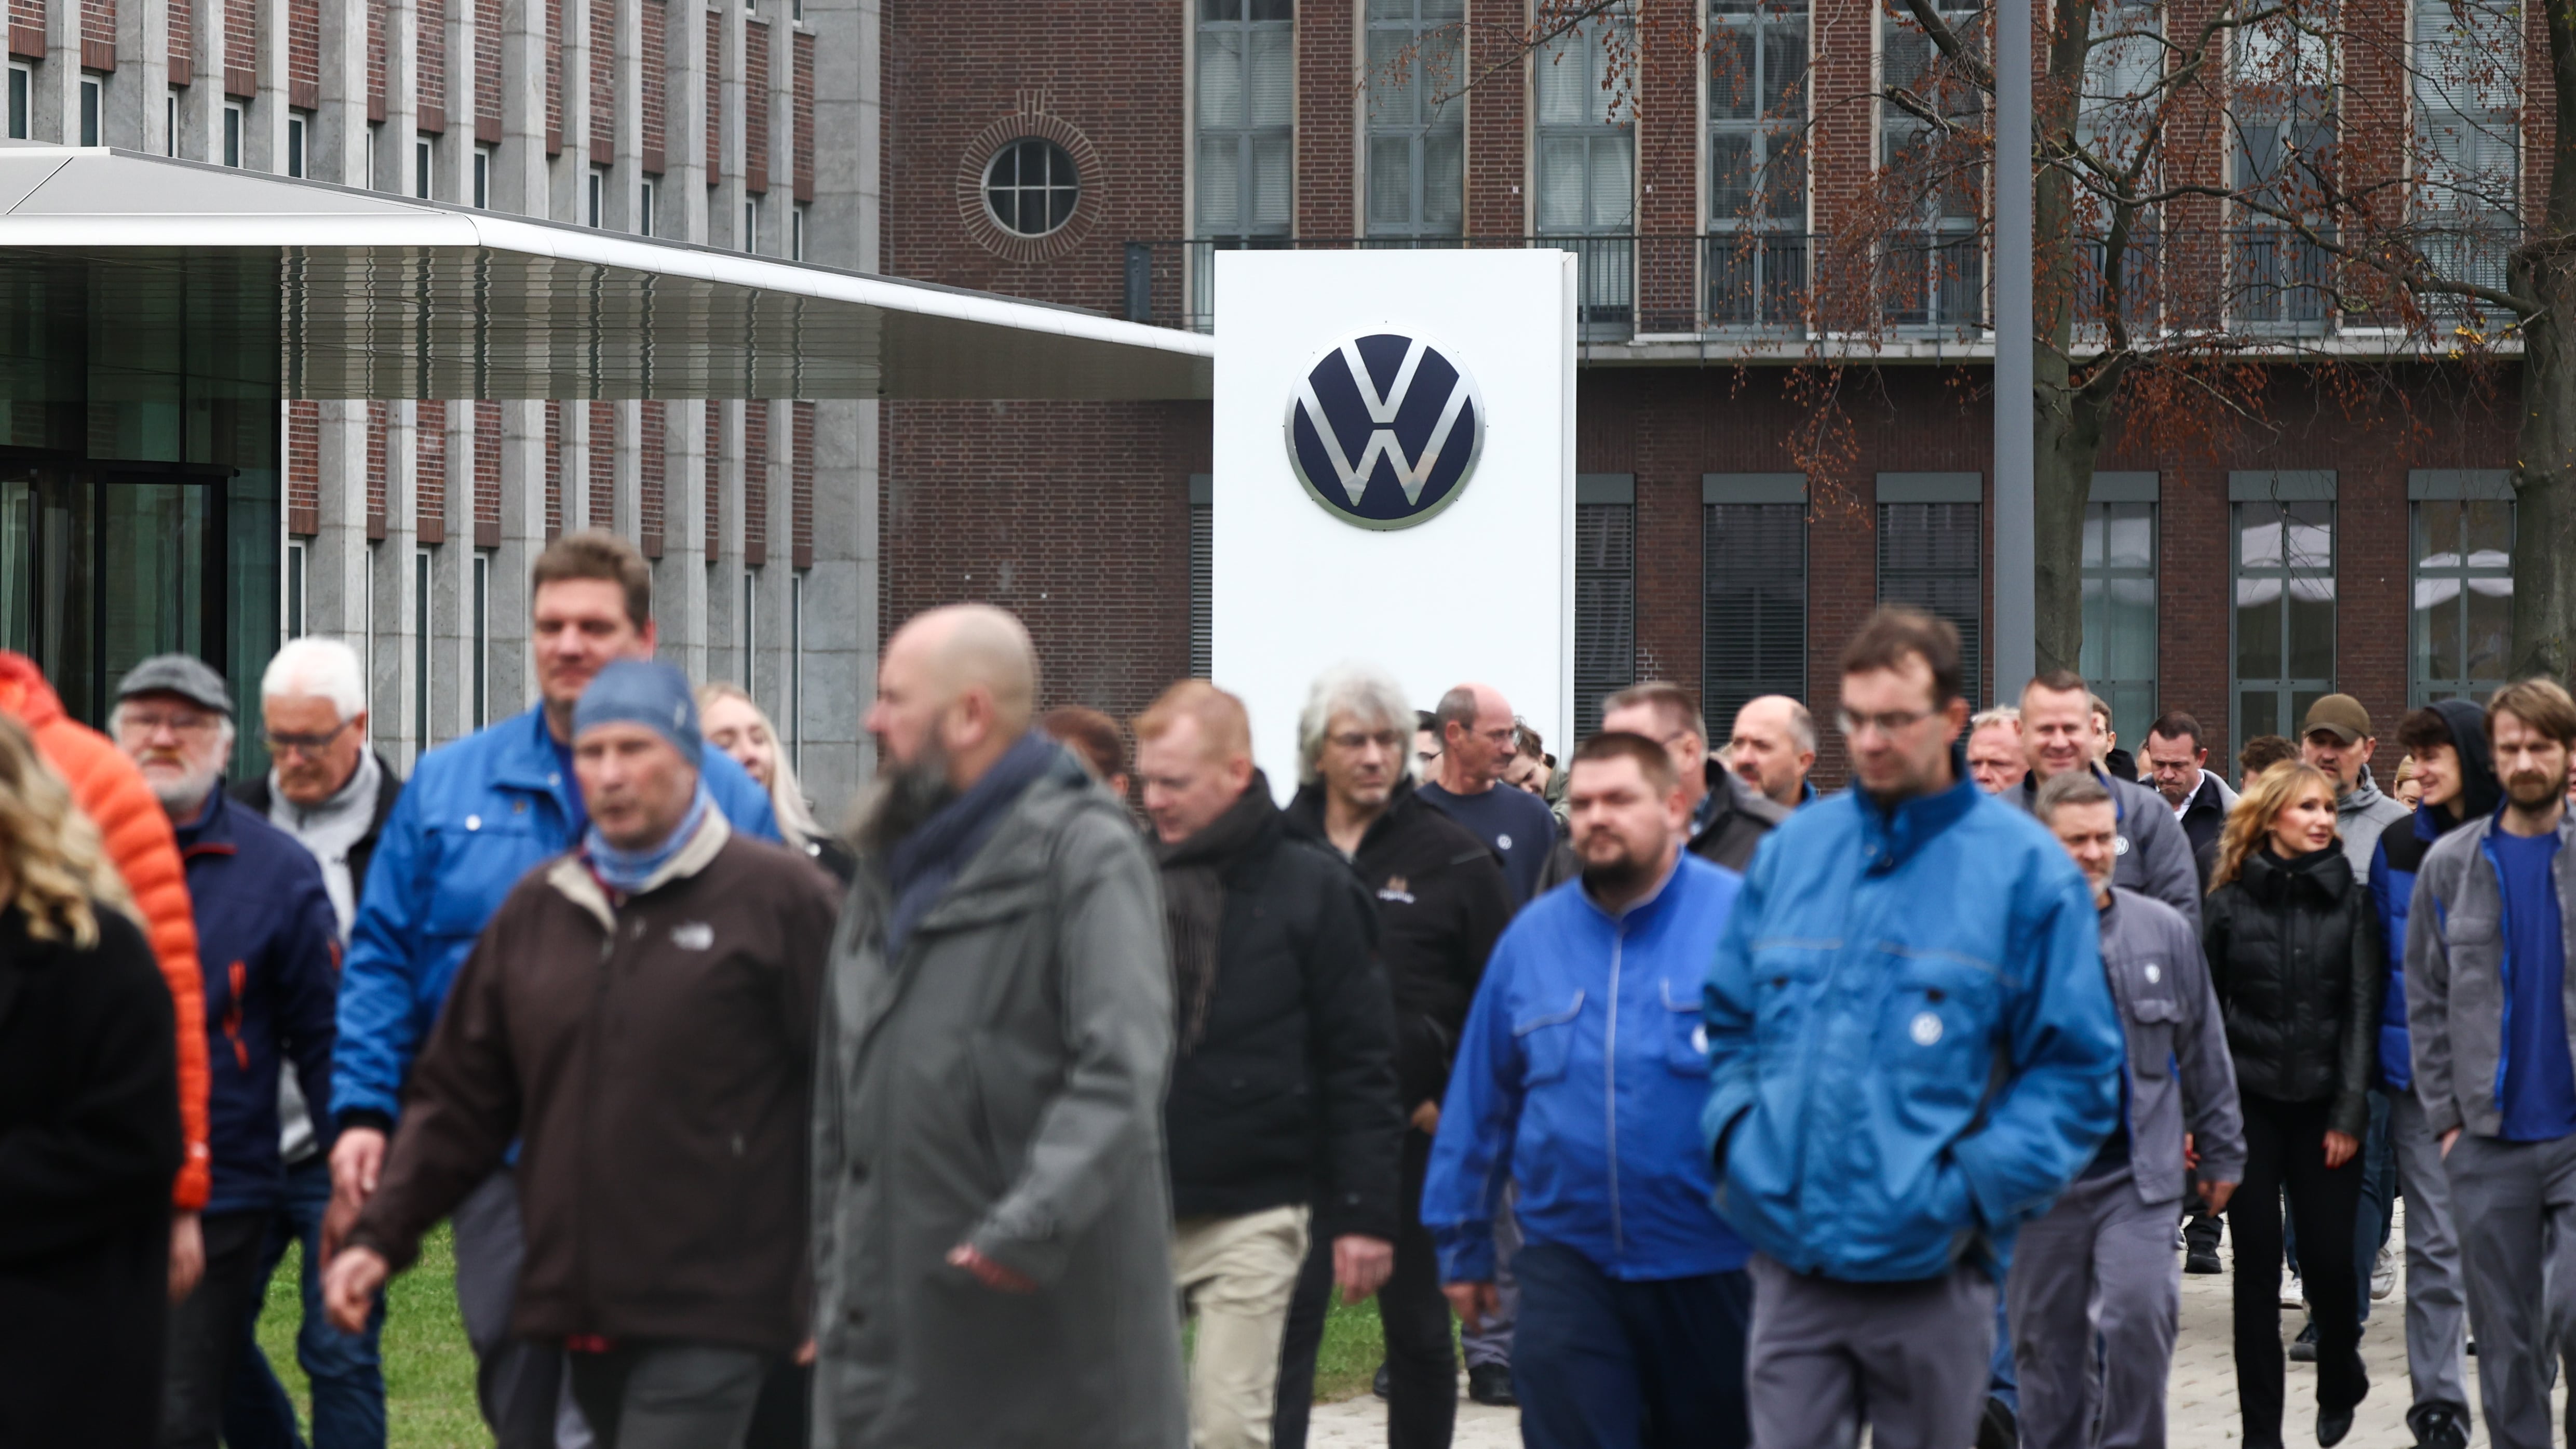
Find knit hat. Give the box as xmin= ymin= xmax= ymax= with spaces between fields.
xmin=572 ymin=659 xmax=702 ymax=758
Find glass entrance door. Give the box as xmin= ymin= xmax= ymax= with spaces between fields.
xmin=1 ymin=461 xmax=223 ymax=731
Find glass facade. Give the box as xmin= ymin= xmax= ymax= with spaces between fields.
xmin=2411 ymin=497 xmax=2513 ymax=704
xmin=2081 ymin=500 xmax=2157 ymax=749
xmin=0 ymin=254 xmax=282 ymax=777
xmin=2232 ymin=498 xmax=2335 ymax=741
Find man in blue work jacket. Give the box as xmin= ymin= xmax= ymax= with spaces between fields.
xmin=1701 ymin=606 xmax=2122 ymax=1449
xmin=1424 ymin=731 xmax=1751 ymax=1449
xmin=323 ymin=531 xmax=779 ymax=1449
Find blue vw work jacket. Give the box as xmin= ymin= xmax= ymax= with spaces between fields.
xmin=1701 ymin=767 xmax=2122 ymax=1283
xmin=331 ymin=704 xmax=779 ymax=1128
xmin=1423 ymin=854 xmax=1751 ymax=1284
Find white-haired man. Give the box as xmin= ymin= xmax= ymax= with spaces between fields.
xmin=225 ymin=635 xmax=401 ymax=1449
xmin=1275 ymin=664 xmax=1515 ymax=1449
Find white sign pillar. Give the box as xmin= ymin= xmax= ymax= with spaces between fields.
xmin=1212 ymin=250 xmax=1577 ymax=798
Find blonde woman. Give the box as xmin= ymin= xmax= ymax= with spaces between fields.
xmin=0 ymin=712 xmax=181 ymax=1447
xmin=2202 ymin=761 xmax=2385 ymax=1448
xmin=698 ymin=683 xmax=853 ymax=882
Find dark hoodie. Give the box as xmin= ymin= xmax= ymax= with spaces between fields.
xmin=2368 ymin=697 xmax=2502 ymax=1091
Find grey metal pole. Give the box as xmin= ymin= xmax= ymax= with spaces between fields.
xmin=1992 ymin=0 xmax=2035 ymax=703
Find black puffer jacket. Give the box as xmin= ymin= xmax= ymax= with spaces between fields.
xmin=2203 ymin=847 xmax=2384 ymax=1136
xmin=1162 ymin=802 xmax=1403 ymax=1239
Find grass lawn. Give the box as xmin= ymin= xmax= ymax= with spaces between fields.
xmin=251 ymin=1228 xmax=1394 ymax=1448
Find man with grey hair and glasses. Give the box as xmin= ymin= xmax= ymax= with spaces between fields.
xmin=226 ymin=635 xmax=404 ymax=1449
xmin=1275 ymin=664 xmax=1514 ymax=1449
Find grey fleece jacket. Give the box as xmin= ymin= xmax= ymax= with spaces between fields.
xmin=2405 ymin=811 xmax=2576 ymax=1139
xmin=2099 ymin=886 xmax=2246 ymax=1201
xmin=2336 ymin=766 xmax=2412 ymax=883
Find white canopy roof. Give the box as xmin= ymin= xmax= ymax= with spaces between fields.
xmin=0 ymin=144 xmax=1213 ymax=401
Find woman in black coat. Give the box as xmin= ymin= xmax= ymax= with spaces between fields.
xmin=0 ymin=714 xmax=184 ymax=1448
xmin=2203 ymin=759 xmax=2384 ymax=1449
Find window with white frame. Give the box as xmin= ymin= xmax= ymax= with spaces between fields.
xmin=1365 ymin=0 xmax=1464 ymax=239
xmin=1880 ymin=0 xmax=1984 ymax=327
xmin=790 ymin=202 xmax=805 ymax=259
xmin=639 ymin=177 xmax=657 ymax=234
xmin=413 ymin=550 xmax=431 ymax=751
xmin=2231 ymin=474 xmax=2336 ymax=740
xmin=788 ymin=572 xmax=804 ymax=767
xmin=2229 ymin=8 xmax=2335 ymax=327
xmin=1196 ymin=0 xmax=1293 ymax=238
xmin=741 ymin=570 xmax=758 ymax=687
xmin=7 ymin=63 xmax=29 ymax=141
xmin=1536 ymin=11 xmax=1636 ymax=236
xmin=285 ymin=542 xmax=307 ymax=639
xmin=224 ymin=101 xmax=244 ymax=165
xmin=1707 ymin=0 xmax=1807 ymax=325
xmin=473 ymin=144 xmax=491 ymax=207
xmin=80 ymin=76 xmax=100 ymax=146
xmin=471 ymin=552 xmax=490 ymax=730
xmin=2080 ymin=478 xmax=2159 ymax=748
xmin=589 ymin=167 xmax=606 ymax=227
xmin=2413 ymin=0 xmax=2518 ymax=300
xmin=166 ymin=93 xmax=177 ymax=156
xmin=744 ymin=195 xmax=761 ymax=252
xmin=2076 ymin=0 xmax=2163 ymax=328
xmin=2410 ymin=472 xmax=2514 ymax=704
xmin=415 ymin=136 xmax=432 ymax=198
xmin=288 ymin=113 xmax=308 ymax=177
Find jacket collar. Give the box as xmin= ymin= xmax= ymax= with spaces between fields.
xmin=173 ymin=785 xmax=238 ymax=857
xmin=2241 ymin=843 xmax=2352 ymax=903
xmin=1858 ymin=746 xmax=1982 ymax=874
xmin=2183 ymin=772 xmax=2228 ymax=816
xmin=493 ymin=706 xmax=577 ymax=795
xmin=547 ymin=806 xmax=733 ymax=933
xmin=1283 ymin=775 xmax=1422 ymax=861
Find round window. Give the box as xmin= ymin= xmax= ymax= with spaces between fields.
xmin=983 ymin=138 xmax=1081 ymax=238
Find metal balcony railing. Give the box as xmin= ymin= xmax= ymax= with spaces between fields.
xmin=2228 ymin=226 xmax=2335 ymax=333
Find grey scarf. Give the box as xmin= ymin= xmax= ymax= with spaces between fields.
xmin=1153 ymin=772 xmax=1276 ymax=1054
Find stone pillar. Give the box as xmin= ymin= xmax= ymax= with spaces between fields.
xmin=714 ymin=0 xmax=743 ymax=249
xmin=561 ymin=401 xmax=591 ymax=531
xmin=178 ymin=0 xmax=223 ymax=163
xmin=439 ymin=0 xmax=476 ymax=198
xmin=497 ymin=0 xmax=550 ymax=213
xmin=554 ymin=0 xmax=589 ymax=219
xmin=318 ymin=0 xmax=372 ymax=184
xmin=309 ymin=404 xmax=374 ymax=643
xmin=37 ymin=0 xmax=80 ymax=144
xmin=434 ymin=401 xmax=477 ymax=743
xmin=613 ymin=401 xmax=641 ymax=538
xmin=385 ymin=0 xmax=419 ymax=194
xmin=707 ymin=397 xmax=744 ymax=686
xmin=377 ymin=403 xmax=423 ymax=768
xmin=757 ymin=398 xmax=792 ymax=717
xmin=249 ymin=0 xmax=291 ymax=171
xmin=614 ymin=0 xmax=643 ymax=230
xmin=112 ymin=0 xmax=171 ymax=153
xmin=665 ymin=0 xmax=708 ymax=243
xmin=655 ymin=400 xmax=710 ymax=683
xmin=494 ymin=400 xmax=548 ymax=714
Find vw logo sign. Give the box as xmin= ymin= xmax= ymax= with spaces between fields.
xmin=1285 ymin=332 xmax=1484 ymax=530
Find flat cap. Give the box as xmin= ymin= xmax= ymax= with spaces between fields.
xmin=2301 ymin=693 xmax=2372 ymax=745
xmin=115 ymin=653 xmax=233 ymax=717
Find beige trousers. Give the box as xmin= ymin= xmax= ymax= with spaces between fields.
xmin=1171 ymin=1204 xmax=1313 ymax=1449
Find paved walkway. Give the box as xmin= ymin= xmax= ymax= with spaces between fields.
xmin=1310 ymin=1202 xmax=2557 ymax=1447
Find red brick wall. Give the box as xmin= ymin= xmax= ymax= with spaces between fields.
xmin=640 ymin=398 xmax=665 ymax=556
xmin=588 ymin=399 xmax=614 ymax=525
xmin=418 ymin=0 xmax=444 ymax=128
xmin=589 ymin=0 xmax=610 ymax=154
xmin=1293 ymin=0 xmax=1352 ymax=238
xmin=168 ymin=0 xmax=187 ymax=74
xmin=476 ymin=0 xmax=501 ymax=136
xmin=641 ymin=0 xmax=664 ymax=164
xmin=744 ymin=17 xmax=766 ymax=191
xmin=791 ymin=400 xmax=813 ymax=568
xmin=474 ymin=399 xmax=501 ymax=547
xmin=9 ymin=0 xmax=41 ymax=58
xmin=291 ymin=0 xmax=320 ymax=105
xmin=1464 ymin=0 xmax=1525 ymax=235
xmin=703 ymin=10 xmax=718 ymax=172
xmin=416 ymin=400 xmax=446 ymax=543
xmin=544 ymin=399 xmax=562 ymax=538
xmin=544 ymin=0 xmax=561 ymax=151
xmin=366 ymin=0 xmax=382 ymax=115
xmin=743 ymin=403 xmax=767 ymax=565
xmin=80 ymin=0 xmax=107 ymax=57
xmin=224 ymin=0 xmax=253 ymax=90
xmin=288 ymin=400 xmax=320 ymax=535
xmin=791 ymin=30 xmax=811 ymax=200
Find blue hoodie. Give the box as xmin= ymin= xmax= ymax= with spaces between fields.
xmin=1423 ymin=853 xmax=1750 ymax=1283
xmin=1701 ymin=761 xmax=2121 ymax=1283
xmin=2369 ymin=696 xmax=2500 ymax=1092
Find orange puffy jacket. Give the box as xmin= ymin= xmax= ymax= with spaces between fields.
xmin=0 ymin=651 xmax=212 ymax=1211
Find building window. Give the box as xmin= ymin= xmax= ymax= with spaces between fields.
xmin=471 ymin=552 xmax=490 ymax=730
xmin=1706 ymin=0 xmax=1807 ymax=325
xmin=1536 ymin=6 xmax=1637 ymax=337
xmin=415 ymin=136 xmax=432 ymax=198
xmin=788 ymin=572 xmax=804 ymax=768
xmin=7 ymin=64 xmax=29 ymax=141
xmin=80 ymin=76 xmax=100 ymax=147
xmin=639 ymin=177 xmax=656 ymax=234
xmin=1364 ymin=0 xmax=1464 ymax=239
xmin=165 ymin=93 xmax=177 ymax=156
xmin=2410 ymin=472 xmax=2514 ymax=704
xmin=2414 ymin=0 xmax=2517 ymax=300
xmin=1574 ymin=476 xmax=1636 ymax=740
xmin=287 ymin=113 xmax=307 ymax=177
xmin=984 ymin=138 xmax=1080 ymax=239
xmin=744 ymin=195 xmax=760 ymax=252
xmin=1196 ymin=0 xmax=1293 ymax=239
xmin=588 ymin=167 xmax=606 ymax=227
xmin=790 ymin=202 xmax=805 ymax=259
xmin=1702 ymin=474 xmax=1807 ymax=743
xmin=366 ymin=125 xmax=379 ymax=190
xmin=2080 ymin=477 xmax=2158 ymax=748
xmin=1877 ymin=474 xmax=1984 ymax=708
xmin=1188 ymin=476 xmax=1213 ymax=678
xmin=473 ymin=144 xmax=491 ymax=207
xmin=413 ymin=550 xmax=431 ymax=752
xmin=1881 ymin=0 xmax=1982 ymax=326
xmin=224 ymin=103 xmax=244 ymax=167
xmin=285 ymin=542 xmax=307 ymax=639
xmin=2229 ymin=8 xmax=2335 ymax=329
xmin=2230 ymin=474 xmax=2336 ymax=741
xmin=742 ymin=569 xmax=758 ymax=681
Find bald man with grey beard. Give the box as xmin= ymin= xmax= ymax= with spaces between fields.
xmin=812 ymin=605 xmax=1186 ymax=1449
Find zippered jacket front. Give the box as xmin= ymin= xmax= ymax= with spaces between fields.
xmin=1422 ymin=853 xmax=1750 ymax=1284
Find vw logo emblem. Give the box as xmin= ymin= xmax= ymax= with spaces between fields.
xmin=1284 ymin=332 xmax=1483 ymax=530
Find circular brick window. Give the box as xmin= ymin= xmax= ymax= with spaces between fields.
xmin=984 ymin=138 xmax=1082 ymax=238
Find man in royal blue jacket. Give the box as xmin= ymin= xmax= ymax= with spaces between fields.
xmin=1701 ymin=608 xmax=2122 ymax=1449
xmin=1423 ymin=731 xmax=1751 ymax=1449
xmin=325 ymin=532 xmax=777 ymax=1449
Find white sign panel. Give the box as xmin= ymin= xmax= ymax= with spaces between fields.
xmin=1213 ymin=250 xmax=1575 ymax=798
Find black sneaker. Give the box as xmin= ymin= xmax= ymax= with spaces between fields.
xmin=2186 ymin=1247 xmax=2224 ymax=1274
xmin=2290 ymin=1321 xmax=2319 ymax=1363
xmin=1976 ymin=1396 xmax=2019 ymax=1449
xmin=2408 ymin=1403 xmax=2470 ymax=1449
xmin=1371 ymin=1363 xmax=1389 ymax=1400
xmin=1466 ymin=1363 xmax=1516 ymax=1407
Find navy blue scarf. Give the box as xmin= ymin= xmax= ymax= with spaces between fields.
xmin=883 ymin=732 xmax=1062 ymax=956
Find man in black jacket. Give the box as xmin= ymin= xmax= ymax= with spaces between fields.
xmin=1275 ymin=663 xmax=1514 ymax=1449
xmin=1135 ymin=680 xmax=1403 ymax=1449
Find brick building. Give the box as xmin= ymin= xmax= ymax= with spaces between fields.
xmin=875 ymin=0 xmax=2529 ymax=784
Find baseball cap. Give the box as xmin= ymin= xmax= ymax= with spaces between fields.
xmin=2301 ymin=694 xmax=2372 ymax=745
xmin=115 ymin=654 xmax=234 ymax=717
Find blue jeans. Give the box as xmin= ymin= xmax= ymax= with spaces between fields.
xmin=1511 ymin=1242 xmax=1750 ymax=1449
xmin=222 ymin=1153 xmax=388 ymax=1449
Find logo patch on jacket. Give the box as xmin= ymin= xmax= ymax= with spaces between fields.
xmin=1379 ymin=875 xmax=1416 ymax=904
xmin=671 ymin=922 xmax=715 ymax=950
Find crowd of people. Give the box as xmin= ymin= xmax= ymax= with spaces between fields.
xmin=3 ymin=529 xmax=2574 ymax=1449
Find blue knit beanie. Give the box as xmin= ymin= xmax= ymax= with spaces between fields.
xmin=572 ymin=659 xmax=702 ymax=758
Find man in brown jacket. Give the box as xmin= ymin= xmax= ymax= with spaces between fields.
xmin=321 ymin=659 xmax=840 ymax=1449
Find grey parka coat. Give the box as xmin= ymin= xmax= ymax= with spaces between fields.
xmin=812 ymin=755 xmax=1187 ymax=1449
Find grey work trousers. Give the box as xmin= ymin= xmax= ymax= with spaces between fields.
xmin=2004 ymin=1166 xmax=2178 ymax=1449
xmin=2446 ymin=1129 xmax=2576 ymax=1449
xmin=1744 ymin=1253 xmax=1994 ymax=1449
xmin=565 ymin=1343 xmax=769 ymax=1449
xmin=1460 ymin=1188 xmax=1519 ymax=1370
xmin=453 ymin=1169 xmax=592 ymax=1449
xmin=2386 ymin=1091 xmax=2472 ymax=1419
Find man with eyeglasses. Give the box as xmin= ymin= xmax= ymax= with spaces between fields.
xmin=1702 ymin=607 xmax=2121 ymax=1449
xmin=112 ymin=654 xmax=342 ymax=1449
xmin=1419 ymin=682 xmax=1557 ymax=908
xmin=1602 ymin=681 xmax=1786 ymax=872
xmin=1275 ymin=664 xmax=1514 ymax=1449
xmin=222 ymin=636 xmax=402 ymax=1449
